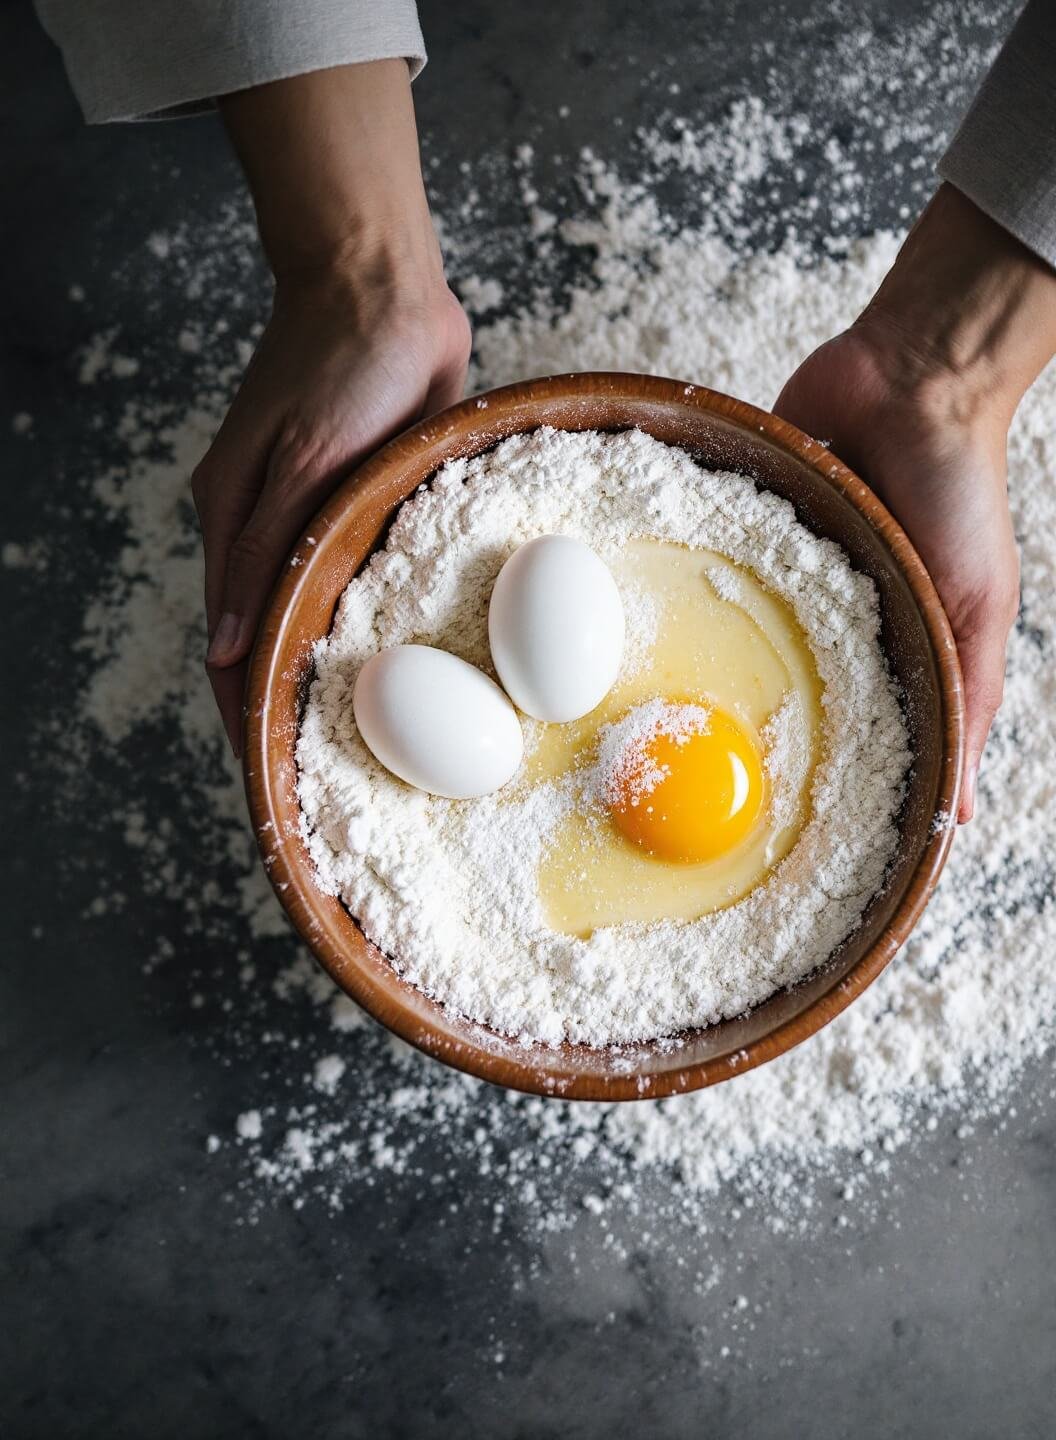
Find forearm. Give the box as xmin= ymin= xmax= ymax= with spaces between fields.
xmin=852 ymin=184 xmax=1056 ymax=428
xmin=193 ymin=60 xmax=468 ymax=755
xmin=219 ymin=59 xmax=444 ymax=294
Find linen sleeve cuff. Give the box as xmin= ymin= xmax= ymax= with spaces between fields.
xmin=938 ymin=0 xmax=1056 ymax=270
xmin=34 ymin=0 xmax=426 ymax=124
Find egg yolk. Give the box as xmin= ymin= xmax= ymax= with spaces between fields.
xmin=609 ymin=708 xmax=765 ymax=864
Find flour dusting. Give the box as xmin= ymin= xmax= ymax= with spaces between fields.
xmin=18 ymin=14 xmax=1055 ymax=1235
xmin=593 ymin=700 xmax=715 ymax=810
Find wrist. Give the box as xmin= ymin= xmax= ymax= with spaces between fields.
xmin=852 ymin=184 xmax=1056 ymax=427
xmin=270 ymin=208 xmax=444 ymax=300
xmin=222 ymin=60 xmax=444 ymax=295
xmin=269 ymin=237 xmax=466 ymax=369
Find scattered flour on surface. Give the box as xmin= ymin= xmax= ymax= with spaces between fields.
xmin=23 ymin=53 xmax=1053 ymax=1230
xmin=312 ymin=1054 xmax=348 ymax=1096
xmin=236 ymin=1109 xmax=263 ymax=1142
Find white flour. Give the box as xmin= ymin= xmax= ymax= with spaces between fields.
xmin=297 ymin=428 xmax=909 ymax=1044
xmin=20 ymin=30 xmax=1053 ymax=1228
xmin=592 ymin=700 xmax=717 ymax=809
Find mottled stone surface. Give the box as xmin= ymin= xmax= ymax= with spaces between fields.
xmin=2 ymin=1 xmax=1054 ymax=1435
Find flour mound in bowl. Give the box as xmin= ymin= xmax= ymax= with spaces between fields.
xmin=295 ymin=427 xmax=912 ymax=1046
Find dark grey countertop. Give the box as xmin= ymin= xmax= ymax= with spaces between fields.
xmin=3 ymin=1 xmax=1054 ymax=1436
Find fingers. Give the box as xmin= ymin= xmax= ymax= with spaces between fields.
xmin=422 ymin=302 xmax=470 ymax=417
xmin=191 ymin=397 xmax=282 ymax=757
xmin=207 ymin=658 xmax=249 ymax=759
xmin=195 ymin=300 xmax=470 ymax=761
xmin=196 ymin=486 xmax=259 ymax=662
xmin=191 ymin=399 xmax=279 ymax=631
xmin=954 ymin=602 xmax=1017 ymax=823
xmin=203 ymin=434 xmax=345 ymax=679
xmin=197 ymin=476 xmax=259 ymax=758
xmin=422 ymin=354 xmax=468 ymax=418
xmin=204 ymin=410 xmax=414 ymax=697
xmin=206 ymin=372 xmax=443 ymax=700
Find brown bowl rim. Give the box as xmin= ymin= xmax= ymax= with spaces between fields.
xmin=244 ymin=372 xmax=964 ymax=1100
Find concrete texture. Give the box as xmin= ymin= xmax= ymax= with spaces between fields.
xmin=2 ymin=1 xmax=1054 ymax=1436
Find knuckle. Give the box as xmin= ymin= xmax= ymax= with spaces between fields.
xmin=971 ymin=667 xmax=1006 ymax=718
xmin=268 ymin=440 xmax=327 ymax=503
xmin=268 ymin=424 xmax=345 ymax=504
xmin=994 ymin=548 xmax=1021 ymax=621
xmin=272 ymin=419 xmax=327 ymax=476
xmin=981 ymin=690 xmax=1005 ymax=727
xmin=982 ymin=672 xmax=1005 ymax=707
xmin=228 ymin=525 xmax=271 ymax=574
xmin=999 ymin=579 xmax=1021 ymax=625
xmin=955 ymin=578 xmax=1019 ymax=643
xmin=453 ymin=308 xmax=473 ymax=365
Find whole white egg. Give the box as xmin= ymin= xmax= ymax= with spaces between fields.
xmin=352 ymin=644 xmax=523 ymax=799
xmin=488 ymin=535 xmax=625 ymax=722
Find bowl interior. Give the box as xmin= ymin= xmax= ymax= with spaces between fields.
xmin=245 ymin=374 xmax=962 ymax=1100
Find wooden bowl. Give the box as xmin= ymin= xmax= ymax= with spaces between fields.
xmin=244 ymin=373 xmax=963 ymax=1101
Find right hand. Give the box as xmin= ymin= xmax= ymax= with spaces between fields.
xmin=775 ymin=323 xmax=1018 ymax=822
xmin=777 ymin=184 xmax=1056 ymax=820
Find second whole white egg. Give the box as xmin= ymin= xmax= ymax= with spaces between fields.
xmin=488 ymin=535 xmax=625 ymax=723
xmin=352 ymin=644 xmax=523 ymax=799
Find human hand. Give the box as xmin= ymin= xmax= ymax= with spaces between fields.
xmin=193 ymin=273 xmax=469 ymax=756
xmin=192 ymin=62 xmax=470 ymax=756
xmin=775 ymin=186 xmax=1056 ymax=821
xmin=775 ymin=325 xmax=1017 ymax=823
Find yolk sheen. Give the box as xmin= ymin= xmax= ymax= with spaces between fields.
xmin=609 ymin=710 xmax=765 ymax=864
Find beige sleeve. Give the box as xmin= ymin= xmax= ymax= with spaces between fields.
xmin=34 ymin=0 xmax=426 ymax=123
xmin=939 ymin=0 xmax=1056 ymax=269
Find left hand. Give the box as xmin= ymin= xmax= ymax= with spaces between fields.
xmin=192 ymin=60 xmax=469 ymax=756
xmin=193 ymin=272 xmax=470 ymax=756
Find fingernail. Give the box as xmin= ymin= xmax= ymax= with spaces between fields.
xmin=207 ymin=612 xmax=248 ymax=667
